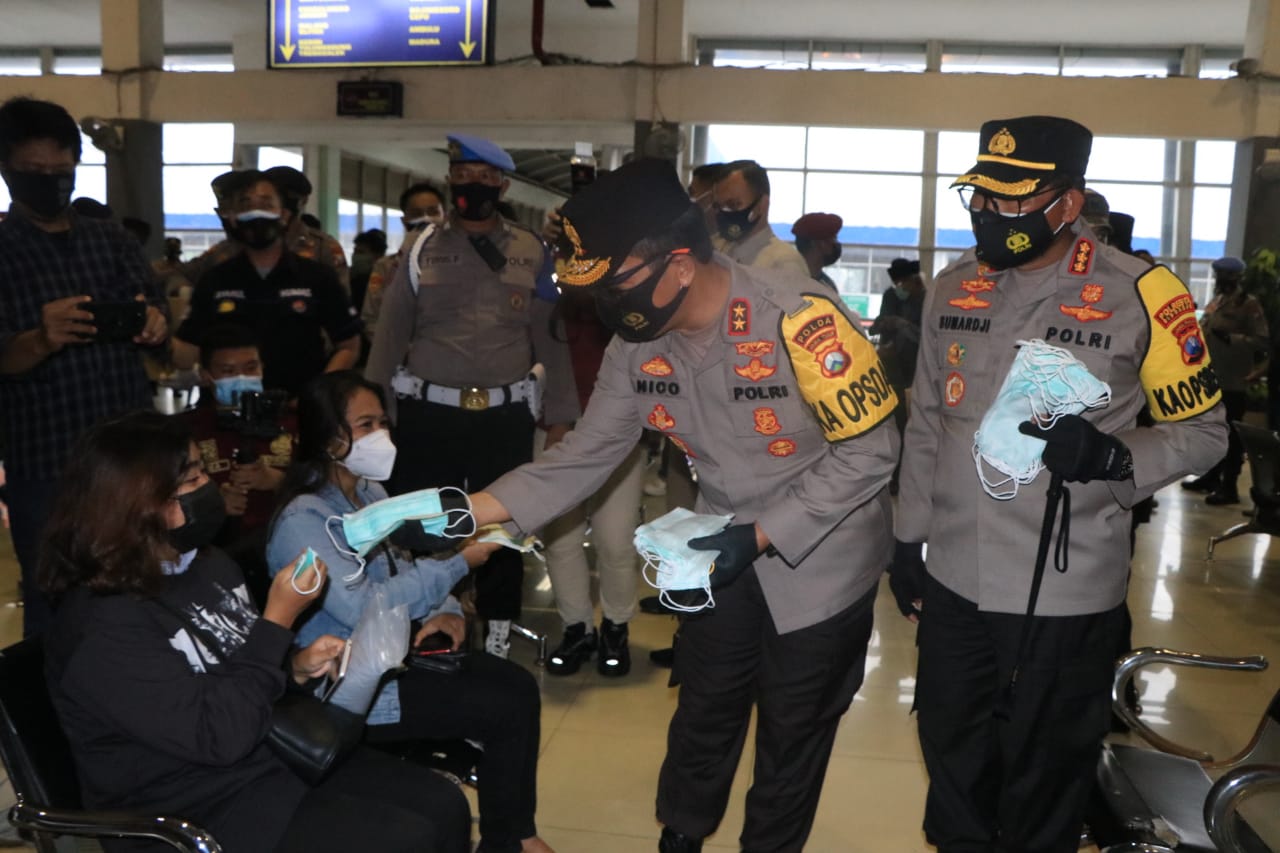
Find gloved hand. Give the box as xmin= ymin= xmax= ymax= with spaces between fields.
xmin=388 ymin=491 xmax=475 ymax=552
xmin=689 ymin=523 xmax=761 ymax=590
xmin=1017 ymin=414 xmax=1133 ymax=483
xmin=888 ymin=539 xmax=926 ymax=621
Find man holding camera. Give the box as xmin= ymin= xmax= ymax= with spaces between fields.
xmin=0 ymin=97 xmax=167 ymax=637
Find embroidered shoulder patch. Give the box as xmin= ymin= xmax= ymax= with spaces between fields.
xmin=779 ymin=294 xmax=897 ymax=443
xmin=1136 ymin=266 xmax=1222 ymax=422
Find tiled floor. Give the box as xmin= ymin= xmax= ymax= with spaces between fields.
xmin=2 ymin=477 xmax=1279 ymax=851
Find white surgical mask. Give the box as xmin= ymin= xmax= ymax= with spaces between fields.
xmin=340 ymin=429 xmax=397 ymax=482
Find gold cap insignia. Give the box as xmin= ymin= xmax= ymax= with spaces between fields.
xmin=558 ymin=219 xmax=612 ymax=287
xmin=988 ymin=128 xmax=1017 ymax=157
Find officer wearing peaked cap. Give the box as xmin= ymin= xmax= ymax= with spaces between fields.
xmin=365 ymin=132 xmax=578 ymax=658
xmin=465 ymin=158 xmax=900 ymax=852
xmin=890 ymin=116 xmax=1227 ymax=852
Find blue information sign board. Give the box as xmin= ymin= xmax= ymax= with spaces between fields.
xmin=269 ymin=0 xmax=490 ymax=68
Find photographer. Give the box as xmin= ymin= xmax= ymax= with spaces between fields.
xmin=183 ymin=324 xmax=296 ymax=598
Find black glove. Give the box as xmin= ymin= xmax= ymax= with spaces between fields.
xmin=1211 ymin=326 xmax=1231 ymax=344
xmin=1017 ymin=415 xmax=1133 ymax=483
xmin=888 ymin=539 xmax=926 ymax=620
xmin=688 ymin=523 xmax=761 ymax=590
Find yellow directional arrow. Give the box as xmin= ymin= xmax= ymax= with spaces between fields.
xmin=459 ymin=0 xmax=476 ymax=59
xmin=281 ymin=0 xmax=296 ymax=61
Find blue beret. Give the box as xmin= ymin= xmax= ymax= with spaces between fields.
xmin=1212 ymin=256 xmax=1245 ymax=274
xmin=447 ymin=133 xmax=515 ymax=172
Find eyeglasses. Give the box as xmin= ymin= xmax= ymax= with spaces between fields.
xmin=958 ymin=185 xmax=1064 ymax=218
xmin=599 ymin=249 xmax=692 ymax=293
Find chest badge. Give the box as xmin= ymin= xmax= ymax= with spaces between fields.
xmin=946 ymin=342 xmax=967 ymax=366
xmin=767 ymin=438 xmax=797 ymax=457
xmin=291 ymin=300 xmax=307 ymax=313
xmin=510 ymin=291 xmax=526 ymax=311
xmin=961 ymin=277 xmax=995 ymax=294
xmin=734 ymin=340 xmax=774 ymax=357
xmin=217 ymin=300 xmax=236 ymax=314
xmin=1174 ymin=318 xmax=1207 ymax=366
xmin=944 ymin=371 xmax=966 ymax=407
xmin=728 ymin=298 xmax=751 ymax=336
xmin=641 ymin=356 xmax=674 ymax=377
xmin=648 ymin=404 xmax=676 ymax=431
xmin=752 ymin=407 xmax=782 ymax=436
xmin=734 ymin=358 xmax=777 ymax=382
xmin=948 ymin=294 xmax=992 ymax=311
xmin=1059 ymin=284 xmax=1113 ymax=322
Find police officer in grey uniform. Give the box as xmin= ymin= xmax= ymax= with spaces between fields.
xmin=365 ymin=133 xmax=578 ymax=657
xmin=468 ymin=158 xmax=900 ymax=853
xmin=890 ymin=117 xmax=1228 ymax=853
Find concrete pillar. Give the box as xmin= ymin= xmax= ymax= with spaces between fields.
xmin=1227 ymin=138 xmax=1280 ymax=259
xmin=304 ymin=144 xmax=341 ymax=233
xmin=1244 ymin=0 xmax=1280 ymax=77
xmin=100 ymin=0 xmax=165 ymax=258
xmin=634 ymin=0 xmax=685 ymax=162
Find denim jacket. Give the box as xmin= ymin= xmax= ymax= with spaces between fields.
xmin=266 ymin=479 xmax=467 ymax=724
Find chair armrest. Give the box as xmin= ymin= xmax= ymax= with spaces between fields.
xmin=9 ymin=799 xmax=222 ymax=853
xmin=1204 ymin=763 xmax=1280 ymax=853
xmin=1113 ymin=648 xmax=1268 ymax=762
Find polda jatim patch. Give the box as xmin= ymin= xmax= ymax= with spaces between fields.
xmin=1136 ymin=266 xmax=1221 ymax=422
xmin=728 ymin=298 xmax=751 ymax=336
xmin=641 ymin=356 xmax=674 ymax=377
xmin=752 ymin=407 xmax=782 ymax=436
xmin=789 ymin=313 xmax=851 ymax=379
xmin=647 ymin=404 xmax=676 ymax=431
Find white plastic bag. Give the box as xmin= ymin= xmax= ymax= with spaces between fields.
xmin=325 ymin=585 xmax=410 ymax=715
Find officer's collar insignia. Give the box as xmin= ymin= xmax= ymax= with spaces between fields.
xmin=558 ymin=219 xmax=611 ymax=287
xmin=988 ymin=127 xmax=1017 ymax=156
xmin=1069 ymin=238 xmax=1094 ymax=276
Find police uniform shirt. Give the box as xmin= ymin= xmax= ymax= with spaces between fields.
xmin=713 ymin=228 xmax=810 ymax=277
xmin=1201 ymin=289 xmax=1269 ymax=391
xmin=178 ymin=252 xmax=360 ymax=396
xmin=896 ymin=221 xmax=1227 ymax=616
xmin=488 ymin=255 xmax=901 ymax=634
xmin=365 ymin=217 xmax=579 ymax=426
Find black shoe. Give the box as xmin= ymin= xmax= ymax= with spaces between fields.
xmin=597 ymin=618 xmax=631 ymax=677
xmin=546 ymin=622 xmax=596 ymax=675
xmin=1181 ymin=476 xmax=1216 ymax=493
xmin=659 ymin=827 xmax=702 ymax=853
xmin=1206 ymin=488 xmax=1240 ymax=506
xmin=649 ymin=646 xmax=674 ymax=668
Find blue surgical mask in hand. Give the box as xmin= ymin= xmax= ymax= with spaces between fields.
xmin=326 ymin=486 xmax=476 ymax=582
xmin=213 ymin=374 xmax=264 ymax=407
xmin=972 ymin=339 xmax=1111 ymax=500
xmin=635 ymin=508 xmax=734 ymax=613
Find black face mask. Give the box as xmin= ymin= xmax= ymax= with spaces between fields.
xmin=970 ymin=194 xmax=1066 ymax=270
xmin=595 ymin=255 xmax=688 ymax=343
xmin=822 ymin=243 xmax=843 ymax=267
xmin=715 ymin=197 xmax=760 ymax=242
xmin=3 ymin=169 xmax=74 ymax=219
xmin=450 ymin=182 xmax=501 ymax=221
xmin=168 ymin=480 xmax=226 ymax=554
xmin=231 ymin=214 xmax=284 ymax=250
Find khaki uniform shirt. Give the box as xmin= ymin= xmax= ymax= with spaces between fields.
xmin=361 ymin=253 xmax=400 ymax=340
xmin=1201 ymin=290 xmax=1269 ymax=391
xmin=897 ymin=223 xmax=1228 ymax=616
xmin=365 ymin=217 xmax=579 ymax=426
xmin=489 ymin=256 xmax=901 ymax=634
xmin=714 ymin=228 xmax=809 ymax=277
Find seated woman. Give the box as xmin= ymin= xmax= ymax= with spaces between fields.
xmin=41 ymin=411 xmax=471 ymax=853
xmin=267 ymin=371 xmax=553 ymax=853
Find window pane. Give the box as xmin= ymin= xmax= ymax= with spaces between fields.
xmin=1089 ymin=181 xmax=1164 ymax=253
xmin=1088 ymin=137 xmax=1166 ymax=182
xmin=0 ymin=52 xmax=40 ymax=76
xmin=163 ymin=52 xmax=234 ymax=72
xmin=938 ymin=131 xmax=980 ymax=176
xmin=79 ymin=132 xmax=106 ymax=166
xmin=360 ymin=203 xmax=385 ymax=232
xmin=705 ymin=124 xmax=807 ymax=170
xmin=934 ymin=177 xmax=974 ymax=249
xmin=385 ymin=209 xmax=405 ymax=249
xmin=764 ymin=170 xmax=805 ymax=226
xmin=807 ymin=128 xmax=923 ymax=173
xmin=1194 ymin=140 xmax=1236 ymax=185
xmin=711 ymin=46 xmax=809 ymax=70
xmin=163 ymin=166 xmax=227 ymax=230
xmin=1200 ymin=54 xmax=1240 ymax=79
xmin=1184 ymin=260 xmax=1215 ymax=309
xmin=810 ymin=42 xmax=925 ymax=73
xmin=72 ymin=166 xmax=107 ymax=207
xmin=53 ymin=53 xmax=101 ymax=75
xmin=1191 ymin=186 xmax=1229 ymax=260
xmin=805 ymin=173 xmax=920 ymax=247
xmin=163 ymin=124 xmax=234 ymax=165
xmin=941 ymin=45 xmax=1058 ymax=75
xmin=258 ymin=146 xmax=305 ymax=172
xmin=1061 ymin=49 xmax=1174 ymax=78
xmin=338 ymin=199 xmax=360 ymax=258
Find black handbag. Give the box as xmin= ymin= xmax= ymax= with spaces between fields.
xmin=266 ymin=692 xmax=365 ymax=786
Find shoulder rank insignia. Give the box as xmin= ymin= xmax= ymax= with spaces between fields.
xmin=641 ymin=356 xmax=674 ymax=377
xmin=1069 ymin=238 xmax=1094 ymax=276
xmin=728 ymin=299 xmax=751 ymax=336
xmin=948 ymin=294 xmax=991 ymax=311
xmin=1136 ymin=266 xmax=1221 ymax=422
xmin=779 ymin=294 xmax=897 ymax=443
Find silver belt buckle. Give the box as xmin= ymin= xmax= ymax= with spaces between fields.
xmin=460 ymin=387 xmax=489 ymax=411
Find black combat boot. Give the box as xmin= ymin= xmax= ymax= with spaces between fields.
xmin=545 ymin=622 xmax=596 ymax=675
xmin=597 ymin=618 xmax=631 ymax=677
xmin=659 ymin=827 xmax=703 ymax=852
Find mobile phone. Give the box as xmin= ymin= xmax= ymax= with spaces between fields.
xmin=84 ymin=300 xmax=146 ymax=342
xmin=321 ymin=638 xmax=352 ymax=703
xmin=414 ymin=630 xmax=454 ymax=654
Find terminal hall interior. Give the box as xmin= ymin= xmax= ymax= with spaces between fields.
xmin=1 ymin=1 xmax=1280 ymax=851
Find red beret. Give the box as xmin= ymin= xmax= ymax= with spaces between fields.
xmin=791 ymin=212 xmax=843 ymax=241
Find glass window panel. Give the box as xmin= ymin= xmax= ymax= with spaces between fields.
xmin=72 ymin=166 xmax=107 ymax=207
xmin=1088 ymin=181 xmax=1164 ymax=247
xmin=1194 ymin=140 xmax=1236 ymax=185
xmin=807 ymin=127 xmax=923 ymax=173
xmin=53 ymin=53 xmax=101 ymax=76
xmin=764 ymin=170 xmax=805 ymax=226
xmin=941 ymin=46 xmax=1059 ymax=76
xmin=1200 ymin=54 xmax=1240 ymax=79
xmin=810 ymin=43 xmax=925 ymax=73
xmin=934 ymin=177 xmax=975 ymax=249
xmin=258 ymin=146 xmax=305 ymax=172
xmin=1061 ymin=49 xmax=1174 ymax=78
xmin=711 ymin=46 xmax=809 ymax=70
xmin=0 ymin=53 xmax=40 ymax=76
xmin=163 ymin=124 xmax=234 ymax=165
xmin=360 ymin=203 xmax=385 ymax=232
xmin=79 ymin=132 xmax=106 ymax=165
xmin=338 ymin=199 xmax=360 ymax=259
xmin=938 ymin=132 xmax=980 ymax=176
xmin=163 ymin=52 xmax=234 ymax=72
xmin=164 ymin=166 xmax=227 ymax=216
xmin=705 ymin=124 xmax=807 ymax=170
xmin=1184 ymin=260 xmax=1215 ymax=310
xmin=385 ymin=209 xmax=405 ymax=249
xmin=1087 ymin=137 xmax=1166 ymax=182
xmin=805 ymin=173 xmax=920 ymax=247
xmin=1191 ymin=186 xmax=1230 ymax=259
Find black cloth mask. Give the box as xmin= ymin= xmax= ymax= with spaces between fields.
xmin=822 ymin=243 xmax=843 ymax=267
xmin=970 ymin=194 xmax=1066 ymax=270
xmin=595 ymin=254 xmax=688 ymax=343
xmin=168 ymin=480 xmax=226 ymax=554
xmin=450 ymin=182 xmax=501 ymax=221
xmin=716 ymin=196 xmax=761 ymax=242
xmin=232 ymin=214 xmax=284 ymax=250
xmin=3 ymin=169 xmax=74 ymax=219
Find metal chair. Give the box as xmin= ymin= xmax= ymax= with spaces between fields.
xmin=0 ymin=638 xmax=220 ymax=853
xmin=1208 ymin=422 xmax=1280 ymax=558
xmin=1089 ymin=647 xmax=1279 ymax=852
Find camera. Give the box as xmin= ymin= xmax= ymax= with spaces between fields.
xmin=216 ymin=389 xmax=287 ymax=441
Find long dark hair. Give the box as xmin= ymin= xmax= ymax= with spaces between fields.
xmin=273 ymin=370 xmax=388 ymax=519
xmin=39 ymin=411 xmax=191 ymax=599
